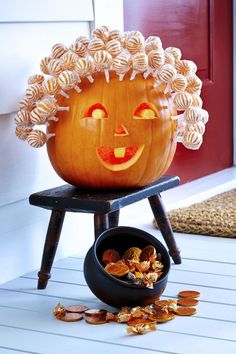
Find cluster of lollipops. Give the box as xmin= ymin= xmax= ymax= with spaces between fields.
xmin=14 ymin=25 xmax=208 ymax=149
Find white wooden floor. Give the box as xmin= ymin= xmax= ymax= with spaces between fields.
xmin=0 ymin=228 xmax=236 ymax=354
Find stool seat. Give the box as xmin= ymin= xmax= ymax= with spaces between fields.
xmin=29 ymin=175 xmax=181 ymax=289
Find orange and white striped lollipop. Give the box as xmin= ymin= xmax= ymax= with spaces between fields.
xmin=112 ymin=52 xmax=130 ymax=80
xmin=182 ymin=131 xmax=203 ymax=150
xmin=144 ymin=49 xmax=165 ymax=78
xmin=25 ymin=84 xmax=43 ymax=101
xmin=70 ymin=41 xmax=87 ymax=57
xmin=19 ymin=98 xmax=35 ymax=111
xmin=174 ymin=92 xmax=193 ymax=110
xmin=172 ymin=107 xmax=204 ymax=123
xmin=15 ymin=126 xmax=33 ymax=141
xmin=27 ymin=130 xmax=55 ymax=148
xmin=36 ymin=98 xmax=69 ymax=118
xmin=75 ymin=56 xmax=95 ymax=83
xmin=92 ymin=26 xmax=110 ymax=43
xmin=130 ymin=52 xmax=148 ymax=80
xmin=108 ymin=29 xmax=123 ymax=43
xmin=191 ymin=93 xmax=203 ymax=108
xmin=155 ymin=64 xmax=177 ymax=93
xmin=28 ymin=74 xmax=44 ymax=85
xmin=42 ymin=77 xmax=69 ymax=98
xmin=30 ymin=108 xmax=48 ymax=125
xmin=58 ymin=70 xmax=80 ymax=93
xmin=186 ymin=74 xmax=202 ymax=94
xmin=15 ymin=111 xmax=32 ymax=127
xmin=164 ymin=51 xmax=175 ymax=66
xmin=165 ymin=47 xmax=182 ymax=61
xmin=105 ymin=40 xmax=122 ymax=57
xmin=48 ymin=59 xmax=63 ymax=77
xmin=51 ymin=43 xmax=68 ymax=59
xmin=175 ymin=121 xmax=187 ymax=142
xmin=171 ymin=74 xmax=187 ymax=92
xmin=145 ymin=36 xmax=162 ymax=53
xmin=40 ymin=57 xmax=51 ymax=75
xmin=60 ymin=51 xmax=78 ymax=71
xmin=126 ymin=33 xmax=144 ymax=54
xmin=75 ymin=36 xmax=89 ymax=48
xmin=88 ymin=38 xmax=104 ymax=55
xmin=200 ymin=109 xmax=209 ymax=124
xmin=94 ymin=50 xmax=113 ymax=82
xmin=186 ymin=121 xmax=205 ymax=135
xmin=175 ymin=59 xmax=197 ymax=76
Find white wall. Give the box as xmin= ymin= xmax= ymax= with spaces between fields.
xmin=234 ymin=0 xmax=236 ymax=165
xmin=0 ymin=0 xmax=124 ymax=284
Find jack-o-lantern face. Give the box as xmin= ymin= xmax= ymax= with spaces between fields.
xmin=47 ymin=72 xmax=177 ymax=188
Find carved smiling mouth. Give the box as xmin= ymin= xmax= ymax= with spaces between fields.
xmin=96 ymin=145 xmax=144 ymax=171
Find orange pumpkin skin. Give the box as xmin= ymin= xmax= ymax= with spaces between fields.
xmin=47 ymin=72 xmax=177 ymax=189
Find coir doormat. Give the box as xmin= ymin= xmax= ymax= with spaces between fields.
xmin=153 ymin=189 xmax=236 ymax=238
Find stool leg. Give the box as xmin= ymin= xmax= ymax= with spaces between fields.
xmin=38 ymin=210 xmax=65 ymax=289
xmin=94 ymin=213 xmax=109 ymax=240
xmin=108 ymin=210 xmax=120 ymax=228
xmin=148 ymin=194 xmax=181 ymax=264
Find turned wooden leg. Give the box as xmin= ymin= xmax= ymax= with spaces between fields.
xmin=38 ymin=210 xmax=65 ymax=289
xmin=108 ymin=210 xmax=120 ymax=228
xmin=94 ymin=213 xmax=109 ymax=240
xmin=148 ymin=194 xmax=181 ymax=264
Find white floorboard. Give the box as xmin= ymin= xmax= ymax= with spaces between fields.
xmin=0 ymin=229 xmax=236 ymax=354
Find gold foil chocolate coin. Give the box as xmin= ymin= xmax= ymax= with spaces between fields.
xmin=177 ymin=298 xmax=199 ymax=307
xmin=175 ymin=307 xmax=197 ymax=316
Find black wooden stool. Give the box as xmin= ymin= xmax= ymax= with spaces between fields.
xmin=29 ymin=175 xmax=181 ymax=289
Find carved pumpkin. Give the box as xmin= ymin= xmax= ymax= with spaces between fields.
xmin=47 ymin=71 xmax=177 ymax=188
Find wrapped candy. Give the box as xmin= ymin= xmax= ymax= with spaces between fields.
xmin=58 ymin=70 xmax=80 ymax=93
xmin=94 ymin=50 xmax=113 ymax=82
xmin=15 ymin=126 xmax=33 ymax=140
xmin=182 ymin=131 xmax=203 ymax=150
xmin=171 ymin=74 xmax=187 ymax=92
xmin=14 ymin=110 xmax=32 ymax=127
xmin=154 ymin=64 xmax=177 ymax=93
xmin=88 ymin=38 xmax=104 ymax=56
xmin=175 ymin=59 xmax=197 ymax=76
xmin=145 ymin=36 xmax=162 ymax=53
xmin=144 ymin=49 xmax=165 ymax=78
xmin=186 ymin=121 xmax=205 ymax=135
xmin=75 ymin=56 xmax=95 ymax=83
xmin=48 ymin=59 xmax=63 ymax=77
xmin=130 ymin=53 xmax=148 ymax=80
xmin=27 ymin=74 xmax=44 ymax=85
xmin=173 ymin=92 xmax=193 ymax=110
xmin=105 ymin=40 xmax=122 ymax=57
xmin=19 ymin=98 xmax=35 ymax=111
xmin=92 ymin=26 xmax=110 ymax=43
xmin=25 ymin=83 xmax=43 ymax=101
xmin=51 ymin=43 xmax=68 ymax=59
xmin=69 ymin=41 xmax=87 ymax=57
xmin=186 ymin=74 xmax=202 ymax=94
xmin=60 ymin=51 xmax=78 ymax=71
xmin=126 ymin=33 xmax=144 ymax=54
xmin=42 ymin=77 xmax=69 ymax=98
xmin=40 ymin=57 xmax=51 ymax=75
xmin=112 ymin=53 xmax=131 ymax=80
xmin=27 ymin=130 xmax=55 ymax=148
xmin=165 ymin=47 xmax=182 ymax=61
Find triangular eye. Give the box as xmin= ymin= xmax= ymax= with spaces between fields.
xmin=134 ymin=102 xmax=158 ymax=119
xmin=85 ymin=103 xmax=108 ymax=119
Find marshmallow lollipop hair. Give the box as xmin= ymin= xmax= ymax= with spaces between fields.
xmin=27 ymin=130 xmax=55 ymax=148
xmin=15 ymin=26 xmax=208 ymax=151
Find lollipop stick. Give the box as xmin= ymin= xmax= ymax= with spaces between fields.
xmin=163 ymin=83 xmax=172 ymax=94
xmin=48 ymin=116 xmax=59 ymax=122
xmin=119 ymin=73 xmax=125 ymax=81
xmin=104 ymin=69 xmax=110 ymax=83
xmin=130 ymin=70 xmax=138 ymax=81
xmin=46 ymin=133 xmax=56 ymax=140
xmin=87 ymin=75 xmax=94 ymax=83
xmin=143 ymin=68 xmax=151 ymax=79
xmin=74 ymin=86 xmax=82 ymax=93
xmin=59 ymin=90 xmax=70 ymax=99
xmin=57 ymin=106 xmax=69 ymax=112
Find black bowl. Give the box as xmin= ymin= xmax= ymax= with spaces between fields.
xmin=84 ymin=226 xmax=170 ymax=308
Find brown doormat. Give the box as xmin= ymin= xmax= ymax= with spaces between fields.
xmin=153 ymin=189 xmax=236 ymax=237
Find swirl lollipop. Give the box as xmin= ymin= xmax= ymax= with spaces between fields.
xmin=15 ymin=126 xmax=33 ymax=141
xmin=58 ymin=70 xmax=81 ymax=93
xmin=27 ymin=130 xmax=55 ymax=148
xmin=60 ymin=51 xmax=78 ymax=71
xmin=171 ymin=74 xmax=187 ymax=92
xmin=173 ymin=92 xmax=193 ymax=110
xmin=145 ymin=36 xmax=162 ymax=53
xmin=126 ymin=33 xmax=144 ymax=54
xmin=105 ymin=40 xmax=122 ymax=57
xmin=15 ymin=110 xmax=32 ymax=127
xmin=176 ymin=121 xmax=187 ymax=140
xmin=19 ymin=98 xmax=36 ymax=111
xmin=48 ymin=59 xmax=63 ymax=77
xmin=75 ymin=36 xmax=89 ymax=48
xmin=154 ymin=64 xmax=177 ymax=93
xmin=182 ymin=131 xmax=203 ymax=150
xmin=40 ymin=57 xmax=51 ymax=75
xmin=75 ymin=56 xmax=95 ymax=83
xmin=36 ymin=98 xmax=69 ymax=119
xmin=164 ymin=51 xmax=175 ymax=66
xmin=175 ymin=59 xmax=197 ymax=76
xmin=42 ymin=77 xmax=69 ymax=98
xmin=94 ymin=50 xmax=113 ymax=82
xmin=92 ymin=26 xmax=110 ymax=43
xmin=165 ymin=47 xmax=182 ymax=61
xmin=25 ymin=84 xmax=43 ymax=101
xmin=28 ymin=74 xmax=44 ymax=85
xmin=186 ymin=74 xmax=202 ymax=94
xmin=51 ymin=43 xmax=68 ymax=59
xmin=88 ymin=38 xmax=104 ymax=55
xmin=186 ymin=121 xmax=205 ymax=135
xmin=200 ymin=109 xmax=209 ymax=124
xmin=108 ymin=29 xmax=123 ymax=42
xmin=191 ymin=93 xmax=203 ymax=108
xmin=30 ymin=108 xmax=49 ymax=125
xmin=70 ymin=41 xmax=87 ymax=57
xmin=130 ymin=52 xmax=148 ymax=80
xmin=112 ymin=53 xmax=130 ymax=81
xmin=145 ymin=49 xmax=165 ymax=78
xmin=172 ymin=107 xmax=206 ymax=123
